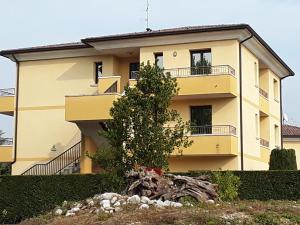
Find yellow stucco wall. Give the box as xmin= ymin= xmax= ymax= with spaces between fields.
xmin=0 ymin=146 xmax=13 ymax=162
xmin=8 ymin=38 xmax=284 ymax=174
xmin=283 ymin=139 xmax=300 ymax=169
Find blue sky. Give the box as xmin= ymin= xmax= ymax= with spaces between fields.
xmin=0 ymin=0 xmax=300 ymax=137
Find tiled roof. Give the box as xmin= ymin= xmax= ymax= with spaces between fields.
xmin=282 ymin=124 xmax=300 ymax=137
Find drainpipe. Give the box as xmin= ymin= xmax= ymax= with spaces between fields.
xmin=239 ymin=34 xmax=253 ymax=171
xmin=11 ymin=54 xmax=20 ymax=167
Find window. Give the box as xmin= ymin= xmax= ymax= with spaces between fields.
xmin=154 ymin=53 xmax=163 ymax=69
xmin=273 ymin=79 xmax=279 ymax=101
xmin=95 ymin=62 xmax=103 ymax=84
xmin=190 ymin=105 xmax=212 ymax=134
xmin=190 ymin=50 xmax=212 ymax=75
xmin=129 ymin=62 xmax=139 ymax=79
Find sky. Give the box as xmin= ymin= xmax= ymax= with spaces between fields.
xmin=0 ymin=0 xmax=300 ymax=137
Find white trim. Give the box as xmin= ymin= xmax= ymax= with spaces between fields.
xmin=98 ymin=76 xmax=121 ymax=79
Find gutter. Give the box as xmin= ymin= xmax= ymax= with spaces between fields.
xmin=239 ymin=34 xmax=254 ymax=171
xmin=11 ymin=54 xmax=20 ymax=166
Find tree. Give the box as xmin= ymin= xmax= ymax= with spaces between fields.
xmin=0 ymin=130 xmax=11 ymax=175
xmin=92 ymin=63 xmax=192 ymax=175
xmin=269 ymin=148 xmax=297 ymax=170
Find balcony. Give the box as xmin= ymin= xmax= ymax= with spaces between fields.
xmin=130 ymin=65 xmax=237 ymax=98
xmin=173 ymin=125 xmax=238 ymax=156
xmin=65 ymin=76 xmax=121 ymax=122
xmin=0 ymin=88 xmax=15 ymax=116
xmin=0 ymin=138 xmax=13 ymax=162
xmin=260 ymin=138 xmax=270 ymax=148
xmin=259 ymin=88 xmax=269 ymax=116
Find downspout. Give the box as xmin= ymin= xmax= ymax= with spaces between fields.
xmin=239 ymin=33 xmax=253 ymax=171
xmin=280 ymin=78 xmax=283 ymax=149
xmin=11 ymin=54 xmax=20 ymax=166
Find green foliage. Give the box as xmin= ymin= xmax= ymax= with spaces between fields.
xmin=94 ymin=62 xmax=192 ymax=175
xmin=269 ymin=148 xmax=297 ymax=170
xmin=176 ymin=170 xmax=300 ymax=200
xmin=254 ymin=213 xmax=281 ymax=225
xmin=212 ymin=171 xmax=240 ymax=201
xmin=0 ymin=163 xmax=11 ymax=175
xmin=0 ymin=174 xmax=126 ymax=224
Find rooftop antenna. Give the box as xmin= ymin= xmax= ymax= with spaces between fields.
xmin=146 ymin=0 xmax=152 ymax=31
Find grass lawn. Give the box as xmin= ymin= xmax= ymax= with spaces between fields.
xmin=17 ymin=200 xmax=300 ymax=225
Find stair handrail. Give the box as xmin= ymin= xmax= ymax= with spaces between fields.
xmin=21 ymin=141 xmax=81 ymax=175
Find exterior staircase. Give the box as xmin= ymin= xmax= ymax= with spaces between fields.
xmin=21 ymin=142 xmax=81 ymax=175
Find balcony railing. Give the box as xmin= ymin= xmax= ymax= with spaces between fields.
xmin=190 ymin=125 xmax=236 ymax=135
xmin=259 ymin=88 xmax=268 ymax=99
xmin=0 ymin=138 xmax=13 ymax=146
xmin=260 ymin=138 xmax=270 ymax=148
xmin=130 ymin=65 xmax=235 ymax=80
xmin=0 ymin=88 xmax=15 ymax=96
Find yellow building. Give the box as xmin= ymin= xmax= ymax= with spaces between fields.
xmin=0 ymin=24 xmax=294 ymax=175
xmin=282 ymin=124 xmax=300 ymax=169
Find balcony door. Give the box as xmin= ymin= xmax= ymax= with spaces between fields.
xmin=129 ymin=62 xmax=140 ymax=79
xmin=190 ymin=105 xmax=212 ymax=134
xmin=190 ymin=50 xmax=212 ymax=75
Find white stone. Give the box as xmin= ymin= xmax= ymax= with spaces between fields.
xmin=113 ymin=201 xmax=121 ymax=207
xmin=155 ymin=200 xmax=165 ymax=208
xmin=86 ymin=198 xmax=95 ymax=206
xmin=127 ymin=195 xmax=141 ymax=204
xmin=148 ymin=200 xmax=155 ymax=205
xmin=163 ymin=200 xmax=172 ymax=207
xmin=54 ymin=208 xmax=63 ymax=216
xmin=109 ymin=210 xmax=114 ymax=213
xmin=111 ymin=196 xmax=118 ymax=204
xmin=206 ymin=199 xmax=215 ymax=204
xmin=101 ymin=193 xmax=120 ymax=200
xmin=170 ymin=202 xmax=182 ymax=208
xmin=70 ymin=207 xmax=80 ymax=213
xmin=115 ymin=207 xmax=122 ymax=212
xmin=65 ymin=211 xmax=75 ymax=217
xmin=141 ymin=196 xmax=151 ymax=204
xmin=139 ymin=204 xmax=149 ymax=209
xmin=100 ymin=199 xmax=111 ymax=209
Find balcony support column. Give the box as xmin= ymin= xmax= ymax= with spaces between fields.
xmin=80 ymin=135 xmax=97 ymax=174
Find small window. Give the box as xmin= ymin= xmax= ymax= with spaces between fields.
xmin=273 ymin=79 xmax=279 ymax=101
xmin=95 ymin=62 xmax=103 ymax=84
xmin=190 ymin=105 xmax=212 ymax=134
xmin=154 ymin=53 xmax=163 ymax=69
xmin=129 ymin=62 xmax=140 ymax=79
xmin=190 ymin=50 xmax=212 ymax=75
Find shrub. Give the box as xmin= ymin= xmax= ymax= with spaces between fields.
xmin=212 ymin=171 xmax=240 ymax=201
xmin=0 ymin=173 xmax=125 ymax=224
xmin=269 ymin=148 xmax=297 ymax=170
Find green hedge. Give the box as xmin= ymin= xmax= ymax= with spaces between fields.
xmin=0 ymin=174 xmax=125 ymax=224
xmin=0 ymin=171 xmax=299 ymax=223
xmin=179 ymin=170 xmax=300 ymax=200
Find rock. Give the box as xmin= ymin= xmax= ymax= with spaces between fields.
xmin=206 ymin=199 xmax=215 ymax=204
xmin=70 ymin=207 xmax=80 ymax=213
xmin=163 ymin=200 xmax=172 ymax=207
xmin=139 ymin=204 xmax=149 ymax=209
xmin=171 ymin=202 xmax=183 ymax=208
xmin=62 ymin=200 xmax=68 ymax=207
xmin=100 ymin=199 xmax=111 ymax=209
xmin=141 ymin=196 xmax=151 ymax=204
xmin=113 ymin=201 xmax=121 ymax=207
xmin=115 ymin=207 xmax=122 ymax=212
xmin=127 ymin=195 xmax=140 ymax=204
xmin=65 ymin=211 xmax=75 ymax=217
xmin=111 ymin=196 xmax=118 ymax=204
xmin=86 ymin=198 xmax=95 ymax=206
xmin=54 ymin=208 xmax=63 ymax=216
xmin=101 ymin=193 xmax=120 ymax=201
xmin=155 ymin=200 xmax=165 ymax=208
